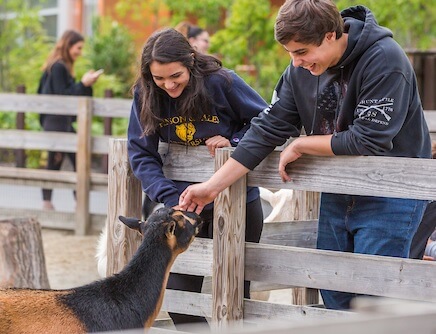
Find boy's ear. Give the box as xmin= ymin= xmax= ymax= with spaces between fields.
xmin=118 ymin=215 xmax=144 ymax=234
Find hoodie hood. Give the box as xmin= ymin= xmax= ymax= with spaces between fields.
xmin=332 ymin=6 xmax=393 ymax=69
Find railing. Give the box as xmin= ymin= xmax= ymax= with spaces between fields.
xmin=107 ymin=138 xmax=436 ymax=331
xmin=0 ymin=91 xmax=435 ymax=237
xmin=0 ymin=92 xmax=131 ymax=235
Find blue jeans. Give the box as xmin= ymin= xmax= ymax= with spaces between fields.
xmin=317 ymin=193 xmax=428 ymax=310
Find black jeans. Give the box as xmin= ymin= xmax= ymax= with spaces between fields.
xmin=167 ymin=197 xmax=264 ymax=327
xmin=42 ymin=151 xmax=76 ymax=201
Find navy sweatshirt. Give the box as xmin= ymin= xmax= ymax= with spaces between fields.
xmin=128 ymin=70 xmax=268 ymax=208
xmin=232 ymin=6 xmax=431 ymax=170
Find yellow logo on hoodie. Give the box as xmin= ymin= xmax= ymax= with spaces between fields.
xmin=175 ymin=122 xmax=196 ymax=142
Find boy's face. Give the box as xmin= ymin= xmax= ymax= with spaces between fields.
xmin=283 ymin=32 xmax=341 ymax=76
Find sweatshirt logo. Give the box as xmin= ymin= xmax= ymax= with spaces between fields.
xmin=357 ymin=98 xmax=394 ymax=126
xmin=263 ymin=90 xmax=280 ymax=115
xmin=175 ymin=122 xmax=196 ymax=142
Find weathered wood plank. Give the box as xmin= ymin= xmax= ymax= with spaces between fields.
xmin=92 ymin=97 xmax=132 ymax=118
xmin=161 ymin=290 xmax=351 ymax=321
xmin=0 ymin=167 xmax=107 ymax=190
xmin=160 ymin=145 xmax=436 ymax=200
xmin=75 ymin=98 xmax=93 ymax=235
xmin=106 ymin=138 xmax=142 ymax=276
xmin=244 ymin=242 xmax=436 ymax=303
xmin=212 ymin=148 xmax=246 ymax=328
xmin=0 ymin=130 xmax=115 ymax=155
xmin=0 ymin=93 xmax=83 ymax=114
xmin=0 ymin=130 xmax=77 ymax=152
xmin=171 ymin=238 xmax=213 ymax=276
xmin=260 ymin=220 xmax=317 ymax=248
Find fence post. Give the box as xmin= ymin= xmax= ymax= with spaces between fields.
xmin=292 ymin=190 xmax=320 ymax=305
xmin=212 ymin=148 xmax=246 ymax=330
xmin=15 ymin=85 xmax=26 ymax=167
xmin=101 ymin=89 xmax=114 ymax=173
xmin=106 ymin=138 xmax=142 ymax=276
xmin=75 ymin=97 xmax=93 ymax=235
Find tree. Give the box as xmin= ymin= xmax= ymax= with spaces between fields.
xmin=209 ymin=0 xmax=289 ymax=100
xmin=0 ymin=0 xmax=50 ymax=93
xmin=82 ymin=17 xmax=136 ymax=98
xmin=335 ymin=0 xmax=436 ymax=50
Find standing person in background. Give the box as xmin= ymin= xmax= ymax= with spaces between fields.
xmin=128 ymin=28 xmax=266 ymax=328
xmin=175 ymin=21 xmax=211 ymax=54
xmin=38 ymin=29 xmax=102 ymax=211
xmin=180 ymin=0 xmax=431 ymax=310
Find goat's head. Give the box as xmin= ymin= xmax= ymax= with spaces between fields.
xmin=119 ymin=207 xmax=202 ymax=253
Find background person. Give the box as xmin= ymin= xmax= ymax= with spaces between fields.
xmin=127 ymin=28 xmax=267 ymax=327
xmin=180 ymin=0 xmax=431 ymax=310
xmin=175 ymin=21 xmax=210 ymax=54
xmin=38 ymin=29 xmax=102 ymax=211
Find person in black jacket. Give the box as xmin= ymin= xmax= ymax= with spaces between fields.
xmin=38 ymin=30 xmax=102 ymax=211
xmin=128 ymin=28 xmax=267 ymax=327
xmin=179 ymin=0 xmax=431 ymax=310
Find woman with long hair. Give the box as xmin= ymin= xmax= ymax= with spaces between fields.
xmin=38 ymin=30 xmax=102 ymax=211
xmin=128 ymin=28 xmax=267 ymax=328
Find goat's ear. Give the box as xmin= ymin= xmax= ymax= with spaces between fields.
xmin=119 ymin=215 xmax=143 ymax=233
xmin=165 ymin=221 xmax=176 ymax=239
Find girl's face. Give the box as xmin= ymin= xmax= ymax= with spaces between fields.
xmin=189 ymin=31 xmax=210 ymax=54
xmin=149 ymin=61 xmax=190 ymax=98
xmin=69 ymin=41 xmax=84 ymax=62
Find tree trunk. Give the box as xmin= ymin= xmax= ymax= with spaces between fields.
xmin=0 ymin=217 xmax=50 ymax=289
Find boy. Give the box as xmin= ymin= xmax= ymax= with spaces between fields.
xmin=179 ymin=0 xmax=431 ymax=309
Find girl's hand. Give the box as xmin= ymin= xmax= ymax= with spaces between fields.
xmin=205 ymin=135 xmax=231 ymax=157
xmin=81 ymin=70 xmax=101 ymax=87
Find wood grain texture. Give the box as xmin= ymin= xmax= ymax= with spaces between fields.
xmin=106 ymin=138 xmax=142 ymax=276
xmin=212 ymin=149 xmax=246 ymax=329
xmin=0 ymin=218 xmax=49 ymax=289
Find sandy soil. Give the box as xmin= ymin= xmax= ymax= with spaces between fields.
xmin=41 ymin=228 xmax=101 ymax=290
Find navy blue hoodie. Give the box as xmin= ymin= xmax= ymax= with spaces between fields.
xmin=232 ymin=6 xmax=431 ymax=169
xmin=128 ymin=70 xmax=267 ymax=208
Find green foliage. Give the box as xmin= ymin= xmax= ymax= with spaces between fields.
xmin=0 ymin=0 xmax=51 ymax=93
xmin=335 ymin=0 xmax=436 ymax=50
xmin=84 ymin=17 xmax=137 ymax=97
xmin=210 ymin=0 xmax=289 ymax=101
xmin=162 ymin=0 xmax=233 ymax=28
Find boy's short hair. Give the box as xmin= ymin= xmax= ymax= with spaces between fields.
xmin=275 ymin=0 xmax=344 ymax=46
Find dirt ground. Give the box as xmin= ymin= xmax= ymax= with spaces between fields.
xmin=41 ymin=228 xmax=101 ymax=289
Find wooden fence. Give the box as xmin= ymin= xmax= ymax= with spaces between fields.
xmin=0 ymin=92 xmax=131 ymax=234
xmin=107 ymin=138 xmax=436 ymax=332
xmin=1 ymin=91 xmax=436 ymax=236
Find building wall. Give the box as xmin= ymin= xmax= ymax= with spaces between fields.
xmin=98 ymin=0 xmax=170 ymax=49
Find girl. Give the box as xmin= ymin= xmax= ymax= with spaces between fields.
xmin=38 ymin=30 xmax=102 ymax=211
xmin=128 ymin=28 xmax=267 ymax=327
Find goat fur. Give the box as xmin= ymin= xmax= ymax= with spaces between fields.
xmin=0 ymin=208 xmax=201 ymax=333
xmin=260 ymin=187 xmax=295 ymax=222
xmin=96 ymin=194 xmax=163 ymax=278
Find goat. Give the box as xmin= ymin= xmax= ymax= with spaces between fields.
xmin=96 ymin=194 xmax=163 ymax=277
xmin=0 ymin=207 xmax=202 ymax=333
xmin=260 ymin=187 xmax=296 ymax=222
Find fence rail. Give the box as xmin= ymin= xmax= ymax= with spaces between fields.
xmin=0 ymin=91 xmax=435 ymax=236
xmin=107 ymin=139 xmax=436 ymax=332
xmin=0 ymin=92 xmax=131 ymax=234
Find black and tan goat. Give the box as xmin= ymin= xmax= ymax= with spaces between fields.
xmin=0 ymin=207 xmax=202 ymax=333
